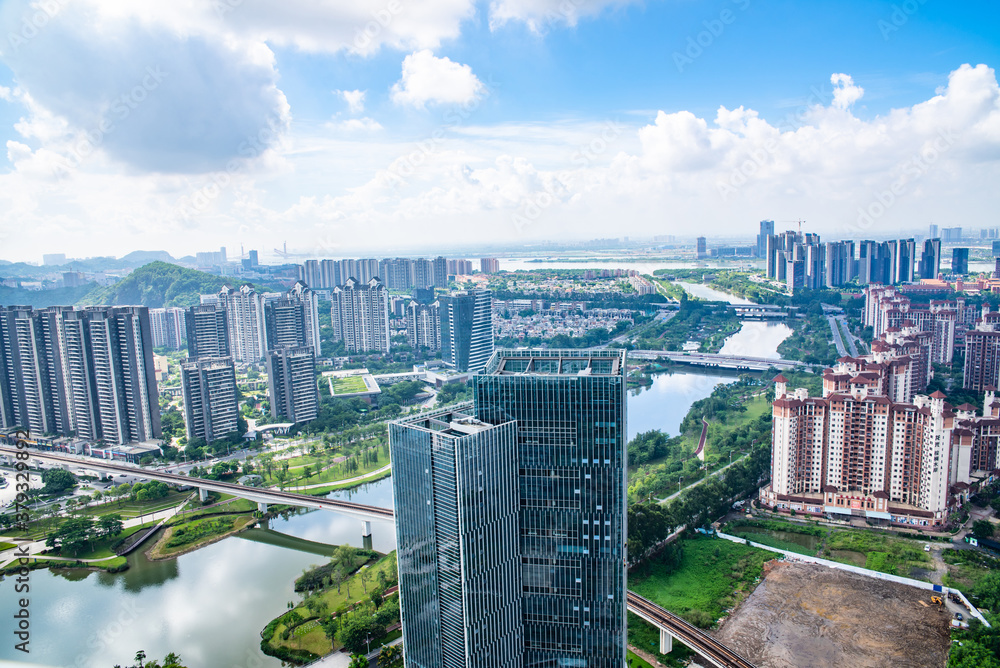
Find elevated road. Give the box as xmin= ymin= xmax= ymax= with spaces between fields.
xmin=629 ymin=350 xmax=805 ymax=371
xmin=0 ymin=446 xmax=395 ymax=522
xmin=627 ymin=592 xmax=757 ymax=668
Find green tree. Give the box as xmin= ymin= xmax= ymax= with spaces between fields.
xmin=377 ymin=644 xmax=402 ymax=668
xmin=303 ymin=465 xmax=313 ymax=480
xmin=40 ymin=468 xmax=77 ymax=495
xmin=98 ymin=514 xmax=125 ymax=539
xmin=370 ymin=588 xmax=384 ymax=610
xmin=973 ymin=519 xmax=995 ymax=541
xmin=348 ymin=654 xmax=369 ymax=668
xmin=46 ymin=516 xmax=96 ymax=555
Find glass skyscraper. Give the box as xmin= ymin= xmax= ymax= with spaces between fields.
xmin=391 ymin=349 xmax=627 ymax=668
xmin=439 ymin=289 xmax=494 ymax=373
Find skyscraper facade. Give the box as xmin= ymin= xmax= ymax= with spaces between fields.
xmin=920 ymin=238 xmax=942 ymax=279
xmin=695 ymin=236 xmax=707 ymax=259
xmin=180 ymin=357 xmax=239 ymax=443
xmin=149 ymin=307 xmax=186 ymax=350
xmin=263 ymin=282 xmax=321 ymax=354
xmin=440 ymin=290 xmax=494 ymax=373
xmin=330 ymin=277 xmax=391 ymax=353
xmin=390 ymin=407 xmax=523 ymax=668
xmin=186 ymin=304 xmax=230 ymax=359
xmin=952 ymin=248 xmax=970 ymax=275
xmin=406 ymin=300 xmax=441 ymax=351
xmin=266 ymin=346 xmax=319 ymax=423
xmin=219 ymin=284 xmax=267 ymax=363
xmin=390 ymin=349 xmax=628 ymax=668
xmin=756 ymin=220 xmax=774 ymax=257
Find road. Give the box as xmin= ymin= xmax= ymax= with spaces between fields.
xmin=826 ymin=314 xmax=859 ymax=358
xmin=658 ymin=453 xmax=748 ymax=504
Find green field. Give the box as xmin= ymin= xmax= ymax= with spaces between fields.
xmin=628 ymin=536 xmax=776 ymax=628
xmin=332 ymin=375 xmax=369 ymax=395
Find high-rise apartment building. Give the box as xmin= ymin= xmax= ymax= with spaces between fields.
xmin=0 ymin=305 xmax=160 ymax=445
xmin=186 ymin=304 xmax=230 ymax=359
xmin=180 ymin=357 xmax=239 ymax=444
xmin=390 ymin=406 xmax=523 ymax=668
xmin=929 ymin=223 xmax=939 ymax=239
xmin=149 ymin=307 xmax=186 ymax=350
xmin=756 ymin=220 xmax=775 ymax=257
xmin=266 ymin=346 xmax=318 ymax=424
xmin=440 ymin=290 xmax=494 ymax=373
xmin=942 ymin=227 xmax=963 ymax=242
xmin=952 ymin=248 xmax=970 ymax=275
xmin=964 ymin=311 xmax=1000 ymax=393
xmin=695 ymin=237 xmax=707 ymax=259
xmin=480 ymin=258 xmax=501 ymax=274
xmin=406 ymin=301 xmax=441 ymax=351
xmin=263 ymin=282 xmax=321 ymax=354
xmin=330 ymin=278 xmax=390 ymax=353
xmin=219 ymin=284 xmax=267 ymax=363
xmin=391 ymin=349 xmax=628 ymax=668
xmin=433 ymin=256 xmax=449 ymax=287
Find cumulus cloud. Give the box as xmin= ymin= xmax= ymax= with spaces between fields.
xmin=831 ymin=73 xmax=864 ymax=110
xmin=390 ymin=49 xmax=484 ymax=108
xmin=337 ymin=89 xmax=366 ymax=114
xmin=488 ymin=0 xmax=637 ymax=32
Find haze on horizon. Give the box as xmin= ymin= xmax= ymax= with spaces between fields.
xmin=0 ymin=0 xmax=998 ymax=261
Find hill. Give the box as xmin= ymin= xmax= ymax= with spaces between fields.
xmin=77 ymin=261 xmax=276 ymax=308
xmin=120 ymin=250 xmax=175 ymax=264
xmin=0 ymin=283 xmax=99 ymax=308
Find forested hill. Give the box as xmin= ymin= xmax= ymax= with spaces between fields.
xmin=77 ymin=261 xmax=276 ymax=308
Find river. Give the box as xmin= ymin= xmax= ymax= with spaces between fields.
xmin=0 ymin=280 xmax=790 ymax=668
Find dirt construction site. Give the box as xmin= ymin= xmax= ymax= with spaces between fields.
xmin=713 ymin=561 xmax=953 ymax=668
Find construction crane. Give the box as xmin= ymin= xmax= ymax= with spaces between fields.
xmin=780 ymin=219 xmax=806 ymax=235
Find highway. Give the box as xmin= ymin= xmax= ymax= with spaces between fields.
xmin=627 ymin=592 xmax=757 ymax=668
xmin=0 ymin=446 xmax=395 ymax=522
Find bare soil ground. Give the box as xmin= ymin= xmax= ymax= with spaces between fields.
xmin=714 ymin=561 xmax=952 ymax=668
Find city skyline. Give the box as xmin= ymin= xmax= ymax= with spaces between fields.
xmin=0 ymin=2 xmax=998 ymax=259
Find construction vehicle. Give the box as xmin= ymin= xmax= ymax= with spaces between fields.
xmin=930 ymin=596 xmax=943 ymax=605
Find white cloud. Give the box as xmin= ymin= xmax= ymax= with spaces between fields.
xmin=390 ymin=49 xmax=484 ymax=108
xmin=326 ymin=117 xmax=383 ymax=133
xmin=488 ymin=0 xmax=636 ymax=32
xmin=337 ymin=89 xmax=366 ymax=114
xmin=831 ymin=73 xmax=864 ymax=110
xmin=0 ymin=86 xmax=11 ymax=101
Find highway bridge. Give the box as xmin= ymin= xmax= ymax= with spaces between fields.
xmin=629 ymin=349 xmax=805 ymax=371
xmin=627 ymin=592 xmax=757 ymax=668
xmin=0 ymin=446 xmax=394 ymax=523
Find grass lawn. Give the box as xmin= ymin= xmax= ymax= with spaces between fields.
xmin=628 ymin=536 xmax=776 ymax=628
xmin=627 ymin=649 xmax=656 ymax=668
xmin=824 ymin=529 xmax=931 ymax=575
xmin=332 ymin=375 xmax=368 ymax=395
xmin=151 ymin=515 xmax=255 ymax=558
xmin=942 ymin=548 xmax=1000 ymax=591
xmin=289 ymin=469 xmax=392 ymax=495
xmin=75 ymin=490 xmax=191 ymax=519
xmin=169 ymin=497 xmax=257 ymax=524
xmin=0 ymin=541 xmax=16 ymax=552
xmin=287 ymin=454 xmax=389 ymax=488
xmin=3 ymin=515 xmax=65 ymax=541
xmin=627 ymin=619 xmax=694 ymax=668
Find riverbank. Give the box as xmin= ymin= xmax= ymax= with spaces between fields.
xmin=146 ymin=514 xmax=259 ymax=560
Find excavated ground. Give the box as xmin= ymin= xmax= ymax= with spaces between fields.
xmin=713 ymin=560 xmax=952 ymax=668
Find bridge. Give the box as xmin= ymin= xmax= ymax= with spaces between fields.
xmin=629 ymin=350 xmax=805 ymax=371
xmin=0 ymin=446 xmax=394 ymax=527
xmin=627 ymin=592 xmax=757 ymax=668
xmin=725 ymin=304 xmax=789 ymax=319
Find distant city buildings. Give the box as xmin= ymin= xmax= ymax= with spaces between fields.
xmin=480 ymin=257 xmax=501 ymax=274
xmin=440 ymin=289 xmax=494 ymax=372
xmin=263 ymin=281 xmax=321 ymax=355
xmin=266 ymin=346 xmax=318 ymax=423
xmin=295 ymin=256 xmax=486 ymax=290
xmin=42 ymin=253 xmax=67 ymax=266
xmin=149 ymin=307 xmax=186 ymax=350
xmin=330 ymin=277 xmax=391 ymax=353
xmin=180 ymin=357 xmax=239 ymax=443
xmin=195 ymin=247 xmax=228 ymax=268
xmin=0 ymin=305 xmax=161 ymax=445
xmin=952 ymin=247 xmax=970 ymax=276
xmin=964 ymin=310 xmax=1000 ymax=393
xmin=942 ymin=227 xmax=963 ymax=243
xmin=919 ymin=239 xmax=942 ymax=279
xmin=695 ymin=236 xmax=707 ymax=259
xmin=756 ymin=219 xmax=774 ymax=257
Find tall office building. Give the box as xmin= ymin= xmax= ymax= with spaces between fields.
xmin=266 ymin=346 xmax=318 ymax=424
xmin=186 ymin=304 xmax=230 ymax=359
xmin=149 ymin=307 xmax=186 ymax=350
xmin=756 ymin=220 xmax=775 ymax=257
xmin=765 ymin=234 xmax=782 ymax=279
xmin=264 ymin=282 xmax=321 ymax=354
xmin=440 ymin=290 xmax=494 ymax=373
xmin=180 ymin=357 xmax=239 ymax=444
xmin=952 ymin=248 xmax=970 ymax=275
xmin=695 ymin=237 xmax=707 ymax=259
xmin=390 ymin=407 xmax=523 ymax=668
xmin=330 ymin=277 xmax=391 ymax=353
xmin=477 ymin=349 xmax=628 ymax=666
xmin=219 ymin=284 xmax=267 ymax=363
xmin=920 ymin=238 xmax=942 ymax=279
xmin=929 ymin=224 xmax=939 ymax=239
xmin=406 ymin=301 xmax=441 ymax=351
xmin=391 ymin=349 xmax=628 ymax=668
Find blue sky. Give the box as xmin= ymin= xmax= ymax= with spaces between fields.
xmin=0 ymin=0 xmax=998 ymax=260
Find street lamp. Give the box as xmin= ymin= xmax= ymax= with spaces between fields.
xmin=678 ymin=476 xmax=684 ymax=494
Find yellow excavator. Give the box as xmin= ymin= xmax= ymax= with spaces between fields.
xmin=931 ymin=596 xmax=943 ymax=605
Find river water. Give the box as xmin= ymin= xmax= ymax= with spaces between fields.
xmin=0 ymin=280 xmax=790 ymax=668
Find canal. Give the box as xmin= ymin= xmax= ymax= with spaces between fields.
xmin=0 ymin=280 xmax=792 ymax=668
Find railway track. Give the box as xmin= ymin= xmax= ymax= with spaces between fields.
xmin=627 ymin=591 xmax=757 ymax=668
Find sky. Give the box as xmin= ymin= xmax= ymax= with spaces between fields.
xmin=0 ymin=0 xmax=998 ymax=262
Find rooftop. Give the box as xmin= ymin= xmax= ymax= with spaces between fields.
xmin=484 ymin=348 xmax=626 ymax=376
